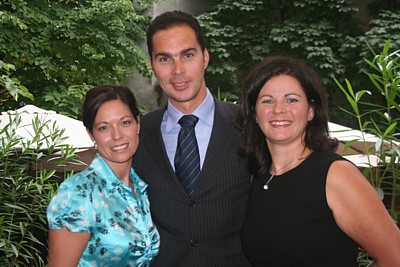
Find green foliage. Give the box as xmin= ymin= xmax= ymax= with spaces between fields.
xmin=340 ymin=10 xmax=400 ymax=75
xmin=0 ymin=112 xmax=80 ymax=266
xmin=0 ymin=0 xmax=153 ymax=115
xmin=336 ymin=37 xmax=400 ymax=267
xmin=367 ymin=0 xmax=400 ymax=17
xmin=335 ymin=39 xmax=400 ymax=222
xmin=44 ymin=83 xmax=92 ymax=119
xmin=0 ymin=60 xmax=33 ymax=111
xmin=199 ymin=0 xmax=361 ymax=101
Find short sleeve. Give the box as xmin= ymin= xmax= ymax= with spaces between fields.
xmin=47 ymin=175 xmax=95 ymax=233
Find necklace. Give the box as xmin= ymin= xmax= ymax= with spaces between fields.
xmin=263 ymin=168 xmax=275 ymax=190
xmin=263 ymin=156 xmax=302 ymax=190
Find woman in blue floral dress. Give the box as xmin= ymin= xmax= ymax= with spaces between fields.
xmin=47 ymin=85 xmax=159 ymax=266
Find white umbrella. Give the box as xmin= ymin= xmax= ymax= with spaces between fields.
xmin=1 ymin=105 xmax=95 ymax=171
xmin=328 ymin=122 xmax=398 ymax=167
xmin=0 ymin=105 xmax=93 ymax=149
xmin=342 ymin=154 xmax=385 ymax=168
xmin=328 ymin=122 xmax=382 ymax=155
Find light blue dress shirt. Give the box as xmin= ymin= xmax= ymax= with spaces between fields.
xmin=47 ymin=154 xmax=160 ymax=266
xmin=161 ymin=89 xmax=215 ymax=170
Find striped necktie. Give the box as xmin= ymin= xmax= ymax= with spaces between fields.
xmin=174 ymin=115 xmax=200 ymax=196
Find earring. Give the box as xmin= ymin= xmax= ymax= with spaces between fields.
xmin=255 ymin=117 xmax=259 ymax=124
xmin=137 ymin=131 xmax=140 ymax=134
xmin=93 ymin=140 xmax=97 ymax=148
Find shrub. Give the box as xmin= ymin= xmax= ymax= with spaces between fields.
xmin=0 ymin=112 xmax=81 ymax=266
xmin=336 ymin=39 xmax=400 ymax=266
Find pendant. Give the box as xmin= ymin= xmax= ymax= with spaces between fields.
xmin=263 ymin=173 xmax=275 ymax=190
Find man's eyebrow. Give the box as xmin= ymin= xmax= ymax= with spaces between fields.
xmin=154 ymin=48 xmax=198 ymax=59
xmin=180 ymin=47 xmax=197 ymax=55
xmin=154 ymin=51 xmax=171 ymax=58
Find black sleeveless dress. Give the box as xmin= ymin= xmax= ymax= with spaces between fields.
xmin=242 ymin=150 xmax=358 ymax=267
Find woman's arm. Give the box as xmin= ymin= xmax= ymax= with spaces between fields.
xmin=326 ymin=160 xmax=400 ymax=267
xmin=48 ymin=227 xmax=90 ymax=267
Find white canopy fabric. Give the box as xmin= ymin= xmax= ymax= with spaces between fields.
xmin=2 ymin=107 xmax=396 ymax=169
xmin=0 ymin=105 xmax=93 ymax=149
xmin=328 ymin=122 xmax=398 ymax=167
xmin=342 ymin=154 xmax=386 ymax=168
xmin=328 ymin=122 xmax=379 ymax=141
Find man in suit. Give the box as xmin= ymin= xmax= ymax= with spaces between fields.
xmin=133 ymin=10 xmax=252 ymax=266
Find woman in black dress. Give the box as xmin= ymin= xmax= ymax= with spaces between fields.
xmin=239 ymin=56 xmax=400 ymax=267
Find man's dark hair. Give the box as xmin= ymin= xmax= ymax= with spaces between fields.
xmin=146 ymin=10 xmax=206 ymax=59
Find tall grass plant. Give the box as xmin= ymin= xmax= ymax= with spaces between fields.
xmin=335 ymin=39 xmax=400 ymax=266
xmin=0 ymin=112 xmax=80 ymax=266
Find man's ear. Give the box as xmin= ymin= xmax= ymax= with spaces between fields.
xmin=149 ymin=58 xmax=154 ymax=71
xmin=203 ymin=48 xmax=210 ymax=70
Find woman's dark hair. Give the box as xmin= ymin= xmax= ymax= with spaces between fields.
xmin=237 ymin=56 xmax=338 ymax=176
xmin=82 ymin=85 xmax=139 ymax=133
xmin=146 ymin=10 xmax=206 ymax=59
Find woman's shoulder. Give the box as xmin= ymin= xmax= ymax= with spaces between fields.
xmin=314 ymin=149 xmax=343 ymax=158
xmin=48 ymin=169 xmax=100 ymax=231
xmin=326 ymin=155 xmax=366 ymax=195
xmin=56 ymin=166 xmax=99 ymax=193
xmin=307 ymin=150 xmax=345 ymax=166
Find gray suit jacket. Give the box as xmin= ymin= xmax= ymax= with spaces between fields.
xmin=133 ymin=99 xmax=252 ymax=267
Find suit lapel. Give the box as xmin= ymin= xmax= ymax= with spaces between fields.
xmin=141 ymin=100 xmax=240 ymax=197
xmin=195 ymin=99 xmax=238 ymax=190
xmin=141 ymin=109 xmax=187 ymax=196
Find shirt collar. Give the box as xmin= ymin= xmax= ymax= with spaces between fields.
xmin=90 ymin=153 xmax=148 ymax=194
xmin=164 ymin=89 xmax=215 ymax=132
xmin=130 ymin=169 xmax=148 ymax=194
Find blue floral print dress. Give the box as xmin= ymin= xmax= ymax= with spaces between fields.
xmin=47 ymin=154 xmax=160 ymax=266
